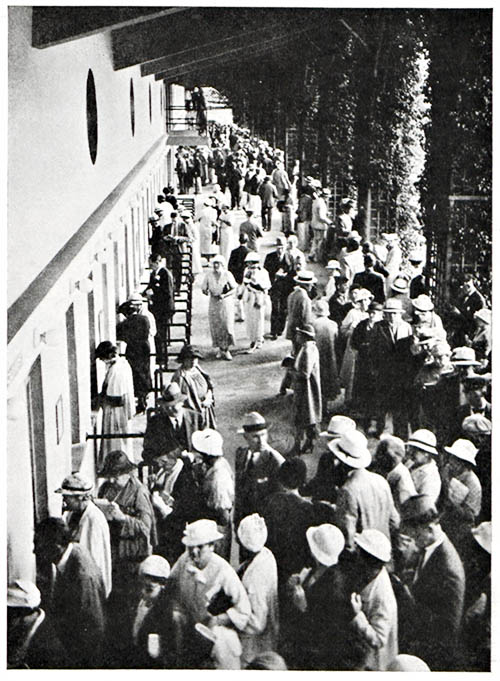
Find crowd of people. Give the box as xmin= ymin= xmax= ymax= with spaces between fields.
xmin=8 ymin=124 xmax=492 ymax=672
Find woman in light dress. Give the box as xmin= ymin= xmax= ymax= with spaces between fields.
xmin=201 ymin=255 xmax=237 ymax=360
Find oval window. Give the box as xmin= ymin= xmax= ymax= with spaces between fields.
xmin=86 ymin=69 xmax=98 ymax=164
xmin=130 ymin=78 xmax=135 ymax=136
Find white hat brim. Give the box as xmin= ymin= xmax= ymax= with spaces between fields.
xmin=354 ymin=535 xmax=391 ymax=562
xmin=306 ymin=527 xmax=340 ymax=567
xmin=182 ymin=530 xmax=224 ymax=546
xmin=406 ymin=440 xmax=438 ymax=455
xmin=329 ymin=440 xmax=371 ymax=469
xmin=444 ymin=446 xmax=476 ymax=465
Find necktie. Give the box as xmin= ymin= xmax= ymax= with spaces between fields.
xmin=413 ymin=549 xmax=426 ymax=584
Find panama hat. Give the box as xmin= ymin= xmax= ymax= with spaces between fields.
xmin=192 ymin=429 xmax=224 ymax=457
xmin=182 ymin=519 xmax=223 ymax=546
xmin=128 ymin=291 xmax=145 ymax=305
xmin=354 ymin=529 xmax=392 ymax=563
xmin=55 ymin=473 xmax=93 ymax=496
xmin=408 ymin=250 xmax=424 ymax=263
xmin=313 ymin=299 xmax=330 ymax=317
xmin=412 ymin=294 xmax=434 ymax=312
xmin=7 ymin=580 xmax=41 ymax=609
xmin=296 ymin=323 xmax=316 ymax=339
xmin=294 ymin=271 xmax=317 ymax=285
xmin=161 ymin=383 xmax=186 ymax=405
xmin=450 ymin=347 xmax=480 ymax=366
xmin=306 ymin=524 xmax=345 ymax=567
xmin=237 ymin=514 xmax=268 ymax=553
xmin=320 ymin=415 xmax=356 ymax=438
xmin=406 ymin=429 xmax=438 ymax=456
xmin=238 ymin=412 xmax=268 ymax=434
xmin=352 ymin=288 xmax=373 ymax=303
xmin=391 ymin=275 xmax=410 ymax=294
xmin=474 ymin=308 xmax=492 ymax=325
xmin=462 ymin=414 xmax=492 ymax=434
xmin=328 ymin=430 xmax=371 ymax=469
xmin=383 ymin=297 xmax=403 ymax=312
xmin=326 ymin=260 xmax=341 ymax=270
xmin=244 ymin=252 xmax=260 ymax=263
xmin=139 ymin=555 xmax=171 ymax=580
xmin=444 ymin=439 xmax=478 ymax=466
xmin=400 ymin=494 xmax=437 ymax=523
xmin=471 ymin=521 xmax=492 ymax=554
xmin=99 ymin=450 xmax=136 ymax=477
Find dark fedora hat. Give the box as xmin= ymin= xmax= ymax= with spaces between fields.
xmin=99 ymin=450 xmax=136 ymax=477
xmin=177 ymin=344 xmax=204 ymax=363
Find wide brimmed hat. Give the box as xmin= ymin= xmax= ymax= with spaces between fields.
xmin=161 ymin=382 xmax=186 ymax=405
xmin=406 ymin=429 xmax=438 ymax=455
xmin=294 ymin=271 xmax=317 ymax=285
xmin=444 ymin=439 xmax=478 ymax=466
xmin=391 ymin=276 xmax=410 ymax=294
xmin=296 ymin=323 xmax=316 ymax=339
xmin=238 ymin=412 xmax=268 ymax=434
xmin=7 ymin=580 xmax=41 ymax=609
xmin=450 ymin=347 xmax=480 ymax=366
xmin=99 ymin=450 xmax=136 ymax=477
xmin=352 ymin=288 xmax=373 ymax=303
xmin=237 ymin=514 xmax=268 ymax=553
xmin=55 ymin=473 xmax=93 ymax=496
xmin=320 ymin=415 xmax=356 ymax=439
xmin=139 ymin=555 xmax=171 ymax=580
xmin=326 ymin=260 xmax=341 ymax=270
xmin=354 ymin=529 xmax=391 ymax=563
xmin=177 ymin=344 xmax=204 ymax=363
xmin=306 ymin=524 xmax=345 ymax=567
xmin=328 ymin=430 xmax=371 ymax=469
xmin=462 ymin=414 xmax=492 ymax=434
xmin=244 ymin=252 xmax=260 ymax=263
xmin=182 ymin=519 xmax=223 ymax=546
xmin=471 ymin=521 xmax=491 ymax=554
xmin=383 ymin=297 xmax=403 ymax=312
xmin=408 ymin=250 xmax=424 ymax=263
xmin=192 ymin=428 xmax=224 ymax=457
xmin=400 ymin=494 xmax=437 ymax=523
xmin=412 ymin=294 xmax=434 ymax=312
xmin=474 ymin=308 xmax=492 ymax=325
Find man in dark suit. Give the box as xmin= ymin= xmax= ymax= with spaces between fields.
xmin=228 ymin=233 xmax=250 ymax=322
xmin=144 ymin=253 xmax=175 ymax=368
xmin=143 ymin=383 xmax=202 ymax=455
xmin=452 ymin=274 xmax=486 ymax=345
xmin=370 ymin=298 xmax=412 ymax=438
xmin=264 ymin=235 xmax=290 ymax=339
xmin=352 ymin=255 xmax=386 ymax=303
xmin=34 ymin=517 xmax=106 ymax=668
xmin=399 ymin=495 xmax=465 ymax=671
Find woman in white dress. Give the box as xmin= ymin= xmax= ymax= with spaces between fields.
xmin=95 ymin=341 xmax=136 ymax=464
xmin=219 ymin=206 xmax=234 ymax=265
xmin=241 ymin=253 xmax=271 ymax=353
xmin=180 ymin=210 xmax=203 ymax=277
xmin=198 ymin=199 xmax=218 ymax=259
xmin=201 ymin=255 xmax=237 ymax=360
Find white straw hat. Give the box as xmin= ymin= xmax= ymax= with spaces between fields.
xmin=182 ymin=519 xmax=224 ymax=546
xmin=406 ymin=429 xmax=438 ymax=455
xmin=237 ymin=514 xmax=268 ymax=553
xmin=306 ymin=524 xmax=345 ymax=567
xmin=320 ymin=415 xmax=356 ymax=439
xmin=444 ymin=439 xmax=478 ymax=466
xmin=192 ymin=429 xmax=224 ymax=457
xmin=328 ymin=430 xmax=372 ymax=469
xmin=354 ymin=528 xmax=392 ymax=562
xmin=412 ymin=294 xmax=434 ymax=312
xmin=139 ymin=555 xmax=171 ymax=580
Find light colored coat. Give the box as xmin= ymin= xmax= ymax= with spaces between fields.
xmin=286 ymin=286 xmax=313 ymax=342
xmin=70 ymin=501 xmax=112 ymax=597
xmin=387 ymin=462 xmax=417 ymax=510
xmin=352 ymin=567 xmax=398 ymax=670
xmin=100 ymin=356 xmax=136 ymax=462
xmin=293 ymin=340 xmax=322 ymax=427
xmin=239 ymin=547 xmax=280 ymax=665
xmin=313 ymin=316 xmax=340 ymax=402
xmin=409 ymin=459 xmax=441 ymax=505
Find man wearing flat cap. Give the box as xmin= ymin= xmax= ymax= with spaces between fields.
xmin=168 ymin=519 xmax=251 ymax=668
xmin=234 ymin=413 xmax=284 ymax=528
xmin=55 ymin=473 xmax=112 ymax=597
xmin=398 ymin=494 xmax=465 ymax=671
